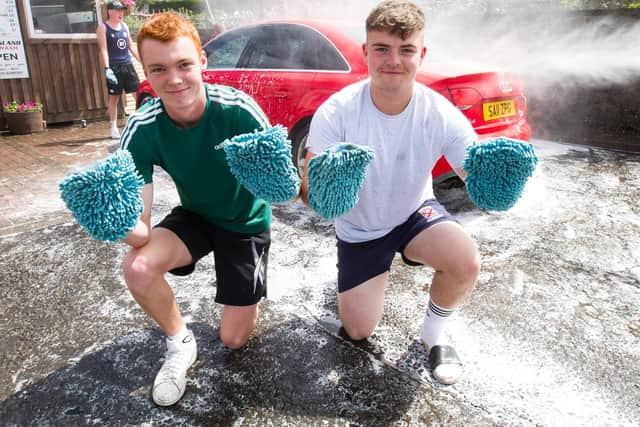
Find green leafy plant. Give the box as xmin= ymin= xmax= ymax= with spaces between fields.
xmin=3 ymin=101 xmax=43 ymax=113
xmin=146 ymin=0 xmax=202 ymax=13
xmin=124 ymin=13 xmax=147 ymax=37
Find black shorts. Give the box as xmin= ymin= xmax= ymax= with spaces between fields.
xmin=107 ymin=62 xmax=140 ymax=95
xmin=155 ymin=206 xmax=271 ymax=306
xmin=336 ymin=199 xmax=456 ymax=293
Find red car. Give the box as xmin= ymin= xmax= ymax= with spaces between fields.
xmin=135 ymin=20 xmax=531 ymax=180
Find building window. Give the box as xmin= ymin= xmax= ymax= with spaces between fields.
xmin=25 ymin=0 xmax=100 ymax=38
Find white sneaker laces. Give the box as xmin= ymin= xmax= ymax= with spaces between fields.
xmin=152 ymin=332 xmax=197 ymax=406
xmin=158 ymin=350 xmax=189 ymax=379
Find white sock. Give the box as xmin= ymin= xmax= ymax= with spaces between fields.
xmin=167 ymin=324 xmax=191 ymax=345
xmin=420 ymin=299 xmax=455 ymax=350
xmin=110 ymin=121 xmax=118 ymax=130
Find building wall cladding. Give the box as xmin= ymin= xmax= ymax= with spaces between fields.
xmin=0 ymin=1 xmax=108 ymax=130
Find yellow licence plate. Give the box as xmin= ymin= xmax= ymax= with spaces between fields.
xmin=483 ymin=100 xmax=516 ymax=121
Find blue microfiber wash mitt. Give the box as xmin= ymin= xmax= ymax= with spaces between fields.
xmin=59 ymin=149 xmax=144 ymax=242
xmin=216 ymin=125 xmax=301 ymax=203
xmin=307 ymin=143 xmax=375 ymax=219
xmin=464 ymin=137 xmax=538 ymax=211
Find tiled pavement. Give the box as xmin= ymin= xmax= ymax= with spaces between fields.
xmin=0 ymin=121 xmax=119 ymax=237
xmin=0 ymin=61 xmax=144 ymax=237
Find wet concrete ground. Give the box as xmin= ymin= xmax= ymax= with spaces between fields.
xmin=0 ymin=125 xmax=639 ymax=426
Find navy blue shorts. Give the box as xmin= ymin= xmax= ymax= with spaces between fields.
xmin=336 ymin=199 xmax=456 ymax=293
xmin=155 ymin=206 xmax=270 ymax=306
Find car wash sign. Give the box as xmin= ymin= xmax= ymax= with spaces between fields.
xmin=0 ymin=0 xmax=29 ymax=79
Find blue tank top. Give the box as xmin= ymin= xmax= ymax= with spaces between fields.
xmin=105 ymin=23 xmax=132 ymax=65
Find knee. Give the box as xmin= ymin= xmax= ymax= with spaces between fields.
xmin=122 ymin=250 xmax=158 ymax=296
xmin=220 ymin=330 xmax=251 ymax=350
xmin=341 ymin=323 xmax=375 ymax=341
xmin=457 ymin=250 xmax=481 ymax=286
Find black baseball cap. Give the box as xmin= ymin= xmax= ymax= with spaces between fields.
xmin=106 ymin=1 xmax=128 ymax=9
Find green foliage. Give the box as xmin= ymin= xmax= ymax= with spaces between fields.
xmin=124 ymin=9 xmax=214 ymax=42
xmin=560 ymin=0 xmax=640 ymax=8
xmin=124 ymin=13 xmax=146 ymax=37
xmin=122 ymin=1 xmax=251 ymax=40
xmin=146 ymin=0 xmax=202 ymax=13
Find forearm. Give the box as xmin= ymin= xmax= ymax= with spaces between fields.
xmin=123 ymin=183 xmax=153 ymax=247
xmin=96 ymin=28 xmax=109 ymax=68
xmin=299 ymin=180 xmax=310 ymax=207
xmin=129 ymin=44 xmax=141 ymax=64
xmin=123 ymin=219 xmax=151 ymax=248
xmin=299 ymin=151 xmax=314 ymax=207
xmin=101 ymin=51 xmax=109 ymax=69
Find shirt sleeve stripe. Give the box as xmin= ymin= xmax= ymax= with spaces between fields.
xmin=120 ymin=102 xmax=163 ymax=150
xmin=206 ymin=85 xmax=270 ymax=130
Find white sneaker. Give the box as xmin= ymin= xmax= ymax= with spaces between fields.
xmin=152 ymin=330 xmax=197 ymax=406
xmin=110 ymin=126 xmax=120 ymax=140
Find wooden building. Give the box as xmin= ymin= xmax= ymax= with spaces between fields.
xmin=0 ymin=0 xmax=109 ymax=129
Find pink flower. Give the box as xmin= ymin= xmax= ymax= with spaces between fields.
xmin=3 ymin=101 xmax=43 ymax=113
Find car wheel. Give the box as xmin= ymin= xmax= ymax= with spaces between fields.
xmin=434 ymin=175 xmax=465 ymax=190
xmin=290 ymin=121 xmax=310 ymax=177
xmin=136 ymin=93 xmax=154 ymax=110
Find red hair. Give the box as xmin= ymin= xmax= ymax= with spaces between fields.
xmin=137 ymin=12 xmax=202 ymax=64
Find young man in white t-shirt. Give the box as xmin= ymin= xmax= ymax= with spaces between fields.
xmin=300 ymin=0 xmax=480 ymax=385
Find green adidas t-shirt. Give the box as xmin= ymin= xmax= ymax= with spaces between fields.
xmin=120 ymin=83 xmax=271 ymax=234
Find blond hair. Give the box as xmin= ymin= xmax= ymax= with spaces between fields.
xmin=366 ymin=0 xmax=425 ymax=40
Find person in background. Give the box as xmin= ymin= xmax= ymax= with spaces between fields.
xmin=119 ymin=12 xmax=273 ymax=406
xmin=96 ymin=0 xmax=140 ymax=140
xmin=300 ymin=0 xmax=480 ymax=385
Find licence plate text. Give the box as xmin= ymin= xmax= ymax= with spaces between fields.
xmin=483 ymin=100 xmax=516 ymax=121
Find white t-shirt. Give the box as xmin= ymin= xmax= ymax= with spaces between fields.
xmin=307 ymin=79 xmax=477 ymax=243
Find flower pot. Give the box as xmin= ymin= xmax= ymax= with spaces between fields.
xmin=5 ymin=110 xmax=45 ymax=134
